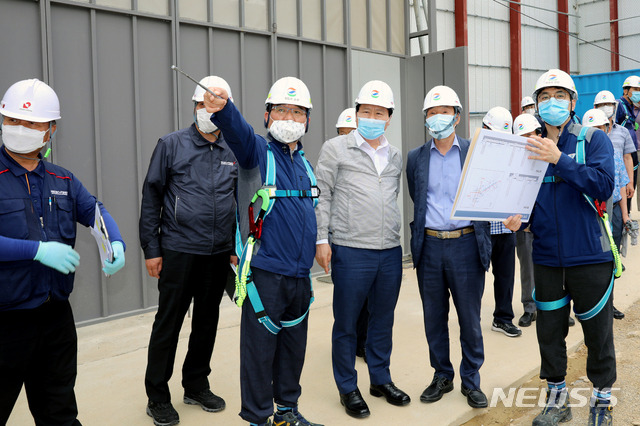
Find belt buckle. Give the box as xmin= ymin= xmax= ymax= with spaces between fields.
xmin=436 ymin=231 xmax=447 ymax=239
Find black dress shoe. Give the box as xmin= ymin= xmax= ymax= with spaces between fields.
xmin=420 ymin=375 xmax=453 ymax=403
xmin=568 ymin=316 xmax=575 ymax=327
xmin=461 ymin=385 xmax=488 ymax=408
xmin=370 ymin=382 xmax=411 ymax=406
xmin=339 ymin=389 xmax=370 ymax=418
xmin=613 ymin=306 xmax=625 ymax=320
xmin=518 ymin=311 xmax=537 ymax=327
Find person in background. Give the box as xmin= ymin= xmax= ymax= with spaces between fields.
xmin=615 ymin=76 xmax=640 ymax=214
xmin=521 ymin=96 xmax=536 ymax=115
xmin=140 ymin=76 xmax=238 ymax=426
xmin=0 ymin=79 xmax=126 ymax=425
xmin=335 ymin=107 xmax=357 ymax=136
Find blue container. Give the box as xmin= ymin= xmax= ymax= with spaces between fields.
xmin=572 ymin=68 xmax=640 ymax=120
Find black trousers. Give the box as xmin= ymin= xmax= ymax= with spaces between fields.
xmin=0 ymin=300 xmax=82 ymax=426
xmin=145 ymin=249 xmax=229 ymax=402
xmin=490 ymin=233 xmax=516 ymax=324
xmin=533 ymin=262 xmax=616 ymax=389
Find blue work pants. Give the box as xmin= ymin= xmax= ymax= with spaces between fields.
xmin=239 ymin=267 xmax=311 ymax=424
xmin=416 ymin=233 xmax=485 ymax=390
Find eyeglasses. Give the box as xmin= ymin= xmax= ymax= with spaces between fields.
xmin=271 ymin=106 xmax=307 ymax=120
xmin=537 ymin=91 xmax=569 ymax=103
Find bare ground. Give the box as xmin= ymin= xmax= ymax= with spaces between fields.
xmin=464 ymin=299 xmax=640 ymax=426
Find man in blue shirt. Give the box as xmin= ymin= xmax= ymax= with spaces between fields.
xmin=615 ymin=75 xmax=640 ymax=214
xmin=0 ymin=79 xmax=125 ymax=425
xmin=406 ymin=85 xmax=491 ymax=409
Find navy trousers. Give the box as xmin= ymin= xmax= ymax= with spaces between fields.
xmin=145 ymin=249 xmax=229 ymax=402
xmin=331 ymin=244 xmax=402 ymax=394
xmin=516 ymin=231 xmax=536 ymax=314
xmin=490 ymin=233 xmax=516 ymax=324
xmin=239 ymin=267 xmax=311 ymax=424
xmin=417 ymin=233 xmax=485 ymax=390
xmin=0 ymin=300 xmax=82 ymax=426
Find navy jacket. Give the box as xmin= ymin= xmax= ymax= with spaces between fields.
xmin=406 ymin=137 xmax=491 ymax=270
xmin=211 ymin=101 xmax=316 ymax=278
xmin=139 ymin=124 xmax=238 ymax=258
xmin=0 ymin=146 xmax=123 ymax=311
xmin=615 ymin=96 xmax=638 ymax=149
xmin=530 ymin=122 xmax=615 ymax=267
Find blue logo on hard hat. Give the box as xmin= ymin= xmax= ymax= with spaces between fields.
xmin=346 ymin=116 xmax=353 ymax=122
xmin=287 ymin=88 xmax=297 ymax=97
xmin=371 ymin=90 xmax=380 ymax=98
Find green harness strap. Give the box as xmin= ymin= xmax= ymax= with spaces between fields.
xmin=234 ymin=143 xmax=319 ymax=335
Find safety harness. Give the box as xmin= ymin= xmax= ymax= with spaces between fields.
xmin=618 ymin=100 xmax=640 ymax=171
xmin=534 ymin=125 xmax=621 ymax=321
xmin=234 ymin=143 xmax=319 ymax=334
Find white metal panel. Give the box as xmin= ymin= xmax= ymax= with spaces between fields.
xmin=619 ymin=35 xmax=640 ymax=71
xmin=468 ymin=16 xmax=509 ymax=67
xmin=468 ymin=0 xmax=509 ymax=21
xmin=576 ymin=0 xmax=610 ymax=74
xmin=436 ymin=9 xmax=455 ymax=51
xmin=617 ymin=0 xmax=640 ymax=71
xmin=468 ymin=65 xmax=510 ymax=115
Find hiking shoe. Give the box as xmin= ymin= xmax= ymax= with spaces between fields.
xmin=183 ymin=389 xmax=225 ymax=412
xmin=518 ymin=311 xmax=537 ymax=327
xmin=491 ymin=320 xmax=522 ymax=337
xmin=588 ymin=405 xmax=613 ymax=426
xmin=273 ymin=410 xmax=323 ymax=426
xmin=532 ymin=389 xmax=572 ymax=425
xmin=146 ymin=401 xmax=179 ymax=426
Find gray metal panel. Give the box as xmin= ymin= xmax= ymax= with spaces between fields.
xmin=210 ymin=29 xmax=242 ymax=108
xmin=276 ymin=39 xmax=300 ymax=78
xmin=178 ymin=24 xmax=210 ymax=128
xmin=0 ymin=0 xmax=43 ymax=89
xmin=93 ymin=11 xmax=143 ymax=318
xmin=48 ymin=5 xmax=103 ymax=321
xmin=243 ymin=34 xmax=272 ymax=133
xmin=300 ymin=42 xmax=324 ymax=163
xmin=443 ymin=47 xmax=469 ymax=139
xmin=323 ymin=47 xmax=349 ymax=141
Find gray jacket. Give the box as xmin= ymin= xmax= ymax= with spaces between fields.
xmin=315 ymin=132 xmax=402 ymax=250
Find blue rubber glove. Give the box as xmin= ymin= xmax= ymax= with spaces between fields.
xmin=103 ymin=241 xmax=125 ymax=275
xmin=34 ymin=241 xmax=81 ymax=274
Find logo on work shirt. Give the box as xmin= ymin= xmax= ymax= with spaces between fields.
xmin=221 ymin=161 xmax=236 ymax=166
xmin=568 ymin=153 xmax=576 ymax=159
xmin=50 ymin=190 xmax=68 ymax=196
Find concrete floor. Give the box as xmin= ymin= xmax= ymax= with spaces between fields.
xmin=7 ymin=242 xmax=640 ymax=426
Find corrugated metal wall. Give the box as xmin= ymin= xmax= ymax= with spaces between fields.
xmin=617 ymin=0 xmax=640 ymax=70
xmin=576 ymin=0 xmax=610 ymax=74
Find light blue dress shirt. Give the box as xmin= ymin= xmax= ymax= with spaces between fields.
xmin=425 ymin=136 xmax=473 ymax=231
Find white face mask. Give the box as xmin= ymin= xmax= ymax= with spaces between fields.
xmin=598 ymin=105 xmax=615 ymax=119
xmin=524 ymin=108 xmax=536 ymax=115
xmin=269 ymin=120 xmax=306 ymax=143
xmin=196 ymin=108 xmax=218 ymax=134
xmin=1 ymin=124 xmax=49 ymax=154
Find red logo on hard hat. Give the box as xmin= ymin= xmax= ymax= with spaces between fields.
xmin=22 ymin=102 xmax=31 ymax=109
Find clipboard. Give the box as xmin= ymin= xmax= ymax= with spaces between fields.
xmin=90 ymin=202 xmax=114 ymax=276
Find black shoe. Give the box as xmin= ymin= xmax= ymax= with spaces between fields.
xmin=518 ymin=311 xmax=537 ymax=327
xmin=369 ymin=382 xmax=411 ymax=406
xmin=356 ymin=347 xmax=367 ymax=363
xmin=339 ymin=389 xmax=370 ymax=418
xmin=460 ymin=385 xmax=488 ymax=408
xmin=613 ymin=306 xmax=625 ymax=320
xmin=491 ymin=320 xmax=522 ymax=337
xmin=183 ymin=389 xmax=225 ymax=412
xmin=568 ymin=316 xmax=576 ymax=327
xmin=146 ymin=401 xmax=179 ymax=426
xmin=420 ymin=375 xmax=454 ymax=403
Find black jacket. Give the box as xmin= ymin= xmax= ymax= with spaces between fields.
xmin=139 ymin=124 xmax=238 ymax=258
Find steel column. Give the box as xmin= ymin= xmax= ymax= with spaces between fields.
xmin=557 ymin=0 xmax=570 ymax=72
xmin=510 ymin=0 xmax=522 ymax=116
xmin=455 ymin=0 xmax=467 ymax=47
xmin=609 ymin=0 xmax=619 ymax=71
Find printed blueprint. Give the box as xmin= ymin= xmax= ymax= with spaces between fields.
xmin=451 ymin=128 xmax=548 ymax=222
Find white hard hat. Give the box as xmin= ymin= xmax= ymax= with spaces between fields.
xmin=582 ymin=108 xmax=609 ymax=128
xmin=513 ymin=113 xmax=542 ymax=136
xmin=593 ymin=90 xmax=615 ymax=107
xmin=335 ymin=107 xmax=357 ymax=129
xmin=534 ymin=69 xmax=578 ymax=101
xmin=265 ymin=76 xmax=312 ymax=109
xmin=622 ymin=75 xmax=640 ymax=89
xmin=355 ymin=80 xmax=394 ymax=110
xmin=521 ymin=96 xmax=535 ymax=109
xmin=422 ymin=85 xmax=463 ymax=113
xmin=483 ymin=106 xmax=513 ymax=133
xmin=0 ymin=79 xmax=61 ymax=122
xmin=193 ymin=75 xmax=233 ymax=102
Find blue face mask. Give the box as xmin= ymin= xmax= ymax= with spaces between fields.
xmin=357 ymin=117 xmax=387 ymax=140
xmin=538 ymin=98 xmax=571 ymax=126
xmin=631 ymin=92 xmax=640 ymax=105
xmin=425 ymin=114 xmax=457 ymax=140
